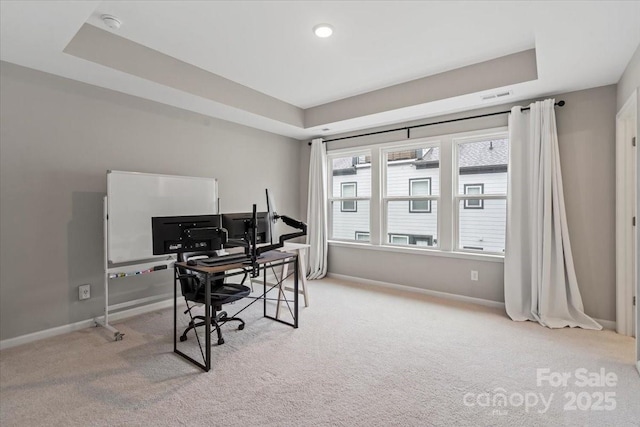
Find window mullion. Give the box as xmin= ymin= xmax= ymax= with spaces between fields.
xmin=385 ymin=196 xmax=440 ymax=201
xmin=456 ymin=194 xmax=506 ymax=200
xmin=440 ymin=137 xmax=453 ymax=252
xmin=370 ymin=148 xmax=382 ymax=246
xmin=328 ymin=197 xmax=371 ymax=201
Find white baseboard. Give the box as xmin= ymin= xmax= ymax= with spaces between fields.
xmin=3 ymin=275 xmax=619 ymax=351
xmin=326 ymin=273 xmax=617 ymax=330
xmin=0 ymin=298 xmax=174 ymax=351
xmin=594 ymin=318 xmax=617 ymax=331
xmin=327 ymin=273 xmax=505 ymax=309
xmin=106 ymin=295 xmax=173 ymax=319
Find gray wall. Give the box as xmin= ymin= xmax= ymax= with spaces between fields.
xmin=301 ymin=85 xmax=617 ymax=321
xmin=617 ymin=43 xmax=640 ymax=111
xmin=305 ymin=49 xmax=537 ymax=127
xmin=0 ymin=62 xmax=301 ymax=341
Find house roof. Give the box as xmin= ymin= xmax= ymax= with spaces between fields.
xmin=456 ymin=139 xmax=508 ymax=168
xmin=332 ymin=157 xmax=355 ymax=170
xmin=332 ymin=139 xmax=508 ymax=173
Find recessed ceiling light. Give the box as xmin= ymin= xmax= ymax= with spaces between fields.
xmin=313 ymin=24 xmax=333 ymax=38
xmin=101 ymin=14 xmax=122 ymax=30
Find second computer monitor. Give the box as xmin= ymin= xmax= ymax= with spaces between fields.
xmin=151 ymin=214 xmax=224 ymax=255
xmin=222 ymin=212 xmax=271 ymax=245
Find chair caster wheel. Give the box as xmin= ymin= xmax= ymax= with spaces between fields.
xmin=238 ymin=324 xmax=245 ymax=330
xmin=217 ymin=338 xmax=225 ymax=345
xmin=179 ymin=335 xmax=187 ymax=342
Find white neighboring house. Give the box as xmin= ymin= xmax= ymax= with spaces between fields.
xmin=331 ymin=139 xmax=508 ymax=253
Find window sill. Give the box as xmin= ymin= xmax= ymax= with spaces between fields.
xmin=328 ymin=240 xmax=505 ymax=263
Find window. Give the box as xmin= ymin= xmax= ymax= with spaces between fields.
xmin=327 ymin=129 xmax=507 ymax=256
xmin=388 ymin=233 xmax=433 ymax=246
xmin=389 ymin=234 xmax=409 ymax=245
xmin=456 ymin=138 xmax=508 ymax=254
xmin=384 ymin=145 xmax=439 ymax=248
xmin=329 ymin=153 xmax=371 ymax=241
xmin=415 ymin=236 xmax=433 ymax=246
xmin=409 ymin=178 xmax=432 ymax=213
xmin=355 ymin=231 xmax=370 ymax=241
xmin=463 ymin=184 xmax=484 ymax=209
xmin=341 ymin=182 xmax=357 ymax=212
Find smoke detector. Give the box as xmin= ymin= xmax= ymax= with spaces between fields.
xmin=101 ymin=15 xmax=122 ymax=30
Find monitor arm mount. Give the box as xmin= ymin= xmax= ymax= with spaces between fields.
xmin=219 ymin=205 xmax=261 ymax=277
xmin=269 ymin=214 xmax=307 ymax=247
xmin=240 ymin=205 xmax=308 ymax=277
xmin=185 ymin=226 xmax=228 ymax=246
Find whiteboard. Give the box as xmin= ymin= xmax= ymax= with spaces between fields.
xmin=107 ymin=171 xmax=217 ymax=264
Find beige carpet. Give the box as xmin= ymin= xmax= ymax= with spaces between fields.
xmin=1 ymin=277 xmax=638 ymax=426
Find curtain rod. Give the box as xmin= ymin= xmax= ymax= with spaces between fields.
xmin=309 ymin=100 xmax=565 ymax=145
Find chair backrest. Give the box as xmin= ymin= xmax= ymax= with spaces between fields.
xmin=177 ymin=251 xmax=251 ymax=309
xmin=176 ymin=251 xmax=216 ymax=300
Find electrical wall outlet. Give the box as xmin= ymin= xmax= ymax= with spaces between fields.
xmin=79 ymin=284 xmax=91 ymax=300
xmin=471 ymin=270 xmax=479 ymax=281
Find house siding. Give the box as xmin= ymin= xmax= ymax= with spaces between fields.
xmin=332 ymin=160 xmax=506 ymax=251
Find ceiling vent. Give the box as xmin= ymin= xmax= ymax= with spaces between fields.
xmin=481 ymin=90 xmax=512 ymax=101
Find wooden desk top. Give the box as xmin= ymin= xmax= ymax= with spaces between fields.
xmin=175 ymin=250 xmax=294 ymax=274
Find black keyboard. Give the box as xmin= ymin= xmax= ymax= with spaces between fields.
xmin=199 ymin=254 xmax=249 ymax=266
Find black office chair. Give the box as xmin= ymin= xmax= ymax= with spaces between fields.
xmin=177 ymin=251 xmax=251 ymax=345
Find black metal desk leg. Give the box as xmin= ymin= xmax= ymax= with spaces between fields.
xmin=294 ymin=255 xmax=299 ymax=329
xmin=174 ymin=266 xmax=178 ymax=352
xmin=205 ymin=273 xmax=211 ymax=372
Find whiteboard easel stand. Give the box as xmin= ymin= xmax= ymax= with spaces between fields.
xmin=94 ymin=196 xmax=175 ymax=341
xmin=95 ymin=196 xmax=122 ymax=340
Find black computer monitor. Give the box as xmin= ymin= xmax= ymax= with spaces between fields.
xmin=151 ymin=215 xmax=225 ymax=255
xmin=221 ymin=212 xmax=270 ymax=246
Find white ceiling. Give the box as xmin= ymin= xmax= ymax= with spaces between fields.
xmin=1 ymin=1 xmax=639 ymax=139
